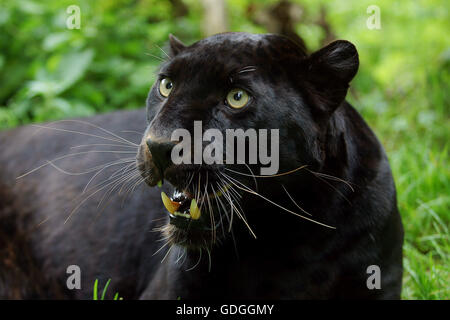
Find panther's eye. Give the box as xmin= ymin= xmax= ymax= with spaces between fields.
xmin=226 ymin=88 xmax=249 ymax=109
xmin=159 ymin=78 xmax=173 ymax=97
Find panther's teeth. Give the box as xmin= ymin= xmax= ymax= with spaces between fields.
xmin=173 ymin=211 xmax=191 ymax=219
xmin=190 ymin=199 xmax=201 ymax=220
xmin=161 ymin=191 xmax=180 ymax=214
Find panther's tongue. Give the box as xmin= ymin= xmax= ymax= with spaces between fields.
xmin=161 ymin=191 xmax=201 ymax=220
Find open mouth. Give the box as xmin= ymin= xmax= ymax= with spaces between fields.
xmin=135 ymin=151 xmax=242 ymax=247
xmin=160 ymin=184 xmax=231 ymax=230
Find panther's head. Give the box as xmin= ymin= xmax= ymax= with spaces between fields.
xmin=136 ymin=32 xmax=358 ymax=249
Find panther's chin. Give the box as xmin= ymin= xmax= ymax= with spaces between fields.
xmin=160 ymin=223 xmax=222 ymax=250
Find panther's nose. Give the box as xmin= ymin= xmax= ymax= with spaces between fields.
xmin=146 ymin=139 xmax=175 ymax=177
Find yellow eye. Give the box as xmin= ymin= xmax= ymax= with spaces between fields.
xmin=226 ymin=88 xmax=249 ymax=109
xmin=159 ymin=78 xmax=173 ymax=97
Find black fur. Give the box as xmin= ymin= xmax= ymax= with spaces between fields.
xmin=0 ymin=33 xmax=403 ymax=299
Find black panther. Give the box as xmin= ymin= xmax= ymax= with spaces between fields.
xmin=0 ymin=32 xmax=403 ymax=299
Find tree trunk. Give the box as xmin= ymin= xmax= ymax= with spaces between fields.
xmin=200 ymin=0 xmax=229 ymax=36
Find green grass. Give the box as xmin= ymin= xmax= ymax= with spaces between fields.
xmin=352 ymin=70 xmax=449 ymax=299
xmin=394 ymin=145 xmax=449 ymax=299
xmin=93 ymin=279 xmax=122 ymax=300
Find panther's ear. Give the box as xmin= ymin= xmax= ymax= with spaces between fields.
xmin=169 ymin=34 xmax=186 ymax=56
xmin=305 ymin=40 xmax=359 ymax=114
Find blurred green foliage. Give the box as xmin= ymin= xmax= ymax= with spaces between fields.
xmin=0 ymin=0 xmax=199 ymax=124
xmin=0 ymin=0 xmax=448 ymax=299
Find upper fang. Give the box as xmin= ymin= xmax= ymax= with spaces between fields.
xmin=161 ymin=191 xmax=180 ymax=214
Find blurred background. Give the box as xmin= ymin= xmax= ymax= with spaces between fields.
xmin=0 ymin=0 xmax=448 ymax=299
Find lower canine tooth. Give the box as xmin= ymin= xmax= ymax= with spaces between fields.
xmin=161 ymin=192 xmax=180 ymax=214
xmin=190 ymin=199 xmax=201 ymax=220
